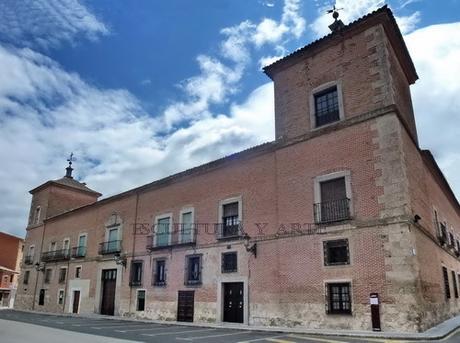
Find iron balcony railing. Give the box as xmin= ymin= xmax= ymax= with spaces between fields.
xmin=438 ymin=223 xmax=448 ymax=245
xmin=314 ymin=198 xmax=351 ymax=224
xmin=71 ymin=246 xmax=87 ymax=258
xmin=216 ymin=222 xmax=244 ymax=240
xmin=146 ymin=223 xmax=197 ymax=250
xmin=98 ymin=240 xmax=122 ymax=255
xmin=41 ymin=249 xmax=71 ymax=262
xmin=24 ymin=255 xmax=34 ymax=265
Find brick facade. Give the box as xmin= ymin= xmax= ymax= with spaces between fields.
xmin=0 ymin=232 xmax=24 ymax=307
xmin=14 ymin=6 xmax=460 ymax=332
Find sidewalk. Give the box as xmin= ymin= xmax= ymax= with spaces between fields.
xmin=13 ymin=308 xmax=460 ymax=341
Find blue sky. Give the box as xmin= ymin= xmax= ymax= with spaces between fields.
xmin=0 ymin=0 xmax=459 ymax=237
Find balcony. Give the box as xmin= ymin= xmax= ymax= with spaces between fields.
xmin=41 ymin=249 xmax=71 ymax=262
xmin=98 ymin=240 xmax=122 ymax=255
xmin=314 ymin=198 xmax=351 ymax=224
xmin=216 ymin=222 xmax=244 ymax=240
xmin=438 ymin=223 xmax=448 ymax=246
xmin=71 ymin=246 xmax=87 ymax=258
xmin=146 ymin=224 xmax=196 ymax=250
xmin=24 ymin=255 xmax=34 ymax=265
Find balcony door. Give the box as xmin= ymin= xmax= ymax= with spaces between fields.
xmin=77 ymin=235 xmax=87 ymax=256
xmin=107 ymin=228 xmax=118 ymax=252
xmin=319 ymin=177 xmax=348 ymax=222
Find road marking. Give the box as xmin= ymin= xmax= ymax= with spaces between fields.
xmin=115 ymin=325 xmax=172 ymax=333
xmin=142 ymin=328 xmax=216 ymax=337
xmin=266 ymin=338 xmax=298 ymax=343
xmin=91 ymin=323 xmax=153 ymax=329
xmin=177 ymin=330 xmax=249 ymax=340
xmin=238 ymin=335 xmax=294 ymax=343
xmin=289 ymin=335 xmax=350 ymax=343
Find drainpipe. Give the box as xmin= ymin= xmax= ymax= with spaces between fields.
xmin=128 ymin=192 xmax=140 ymax=315
xmin=32 ymin=214 xmax=47 ymax=310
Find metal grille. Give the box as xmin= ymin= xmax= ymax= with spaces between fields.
xmin=98 ymin=240 xmax=122 ymax=255
xmin=314 ymin=86 xmax=340 ymax=127
xmin=323 ymin=239 xmax=349 ymax=265
xmin=452 ymin=270 xmax=459 ymax=298
xmin=328 ymin=283 xmax=351 ymax=314
xmin=222 ymin=252 xmax=238 ymax=273
xmin=443 ymin=266 xmax=450 ymax=300
xmin=153 ymin=260 xmax=166 ymax=286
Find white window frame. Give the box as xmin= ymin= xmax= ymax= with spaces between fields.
xmin=105 ymin=226 xmax=120 ymax=242
xmin=154 ymin=213 xmax=173 ymax=247
xmin=218 ymin=196 xmax=243 ymax=223
xmin=310 ymin=80 xmax=345 ymax=130
xmin=78 ymin=233 xmax=88 ymax=247
xmin=314 ymin=170 xmax=353 ymax=218
xmin=58 ymin=266 xmax=68 ymax=284
xmin=28 ymin=245 xmax=35 ymax=259
xmin=179 ymin=207 xmax=195 ymax=244
xmin=49 ymin=241 xmax=57 ymax=252
xmin=63 ymin=238 xmax=70 ymax=252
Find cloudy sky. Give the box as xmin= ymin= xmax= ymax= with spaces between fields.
xmin=0 ymin=0 xmax=459 ymax=237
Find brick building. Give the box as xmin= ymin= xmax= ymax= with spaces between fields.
xmin=0 ymin=232 xmax=24 ymax=307
xmin=15 ymin=6 xmax=460 ymax=332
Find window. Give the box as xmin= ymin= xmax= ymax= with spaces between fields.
xmin=23 ymin=271 xmax=30 ymax=285
xmin=44 ymin=269 xmax=52 ymax=284
xmin=327 ymin=283 xmax=351 ymax=314
xmin=449 ymin=232 xmax=455 ymax=247
xmin=50 ymin=242 xmax=56 ymax=251
xmin=314 ymin=86 xmax=340 ymax=127
xmin=58 ymin=290 xmax=65 ymax=305
xmin=315 ymin=175 xmax=350 ymax=223
xmin=222 ymin=252 xmax=238 ymax=273
xmin=58 ymin=268 xmax=67 ymax=284
xmin=38 ymin=289 xmax=45 ymax=306
xmin=107 ymin=228 xmax=119 ymax=252
xmin=324 ymin=239 xmax=350 ymax=266
xmin=26 ymin=245 xmax=35 ymax=264
xmin=439 ymin=222 xmax=448 ymax=245
xmin=155 ymin=215 xmax=171 ymax=247
xmin=452 ymin=271 xmax=459 ymax=298
xmin=10 ymin=275 xmax=14 ymax=283
xmin=75 ymin=266 xmax=81 ymax=278
xmin=185 ymin=255 xmax=202 ymax=286
xmin=34 ymin=206 xmax=41 ymax=225
xmin=443 ymin=267 xmax=450 ymax=300
xmin=76 ymin=234 xmax=87 ymax=257
xmin=130 ymin=260 xmax=143 ymax=287
xmin=180 ymin=210 xmax=194 ymax=244
xmin=137 ymin=290 xmax=146 ymax=311
xmin=222 ymin=202 xmax=240 ymax=238
xmin=63 ymin=239 xmax=70 ymax=257
xmin=153 ymin=260 xmax=166 ymax=286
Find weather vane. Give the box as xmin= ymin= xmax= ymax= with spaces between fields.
xmin=327 ymin=4 xmax=345 ymax=32
xmin=65 ymin=152 xmax=76 ymax=178
xmin=67 ymin=152 xmax=75 ymax=166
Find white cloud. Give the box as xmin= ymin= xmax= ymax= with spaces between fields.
xmin=0 ymin=0 xmax=108 ymax=48
xmin=405 ymin=22 xmax=460 ymax=200
xmin=395 ymin=11 xmax=421 ymax=34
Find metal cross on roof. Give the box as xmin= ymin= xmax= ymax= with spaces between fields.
xmin=327 ymin=4 xmax=345 ymax=32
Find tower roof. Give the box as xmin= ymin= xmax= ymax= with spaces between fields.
xmin=263 ymin=5 xmax=418 ymax=85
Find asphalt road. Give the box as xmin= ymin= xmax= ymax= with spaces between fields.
xmin=0 ymin=309 xmax=459 ymax=343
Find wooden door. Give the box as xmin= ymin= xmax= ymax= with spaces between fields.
xmin=177 ymin=291 xmax=194 ymax=322
xmin=38 ymin=289 xmax=45 ymax=306
xmin=72 ymin=291 xmax=80 ymax=313
xmin=223 ymin=282 xmax=244 ymax=323
xmin=100 ymin=269 xmax=117 ymax=315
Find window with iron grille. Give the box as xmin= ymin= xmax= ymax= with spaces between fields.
xmin=314 ymin=86 xmax=340 ymax=127
xmin=185 ymin=255 xmax=202 ymax=285
xmin=449 ymin=232 xmax=455 ymax=247
xmin=58 ymin=268 xmax=67 ymax=284
xmin=443 ymin=267 xmax=450 ymax=300
xmin=44 ymin=269 xmax=52 ymax=284
xmin=316 ymin=177 xmax=350 ymax=223
xmin=23 ymin=270 xmax=30 ymax=285
xmin=137 ymin=290 xmax=146 ymax=311
xmin=452 ymin=270 xmax=459 ymax=298
xmin=130 ymin=261 xmax=143 ymax=286
xmin=324 ymin=239 xmax=350 ymax=266
xmin=58 ymin=290 xmax=64 ymax=305
xmin=75 ymin=266 xmax=81 ymax=278
xmin=222 ymin=202 xmax=239 ymax=237
xmin=327 ymin=282 xmax=351 ymax=314
xmin=153 ymin=260 xmax=166 ymax=286
xmin=222 ymin=252 xmax=238 ymax=273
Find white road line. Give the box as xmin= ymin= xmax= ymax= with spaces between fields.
xmin=176 ymin=330 xmax=249 ymax=341
xmin=115 ymin=325 xmax=170 ymax=333
xmin=238 ymin=335 xmax=295 ymax=343
xmin=142 ymin=328 xmax=216 ymax=337
xmin=91 ymin=323 xmax=152 ymax=329
xmin=72 ymin=321 xmax=129 ymax=327
xmin=289 ymin=335 xmax=350 ymax=343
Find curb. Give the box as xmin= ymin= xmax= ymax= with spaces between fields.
xmin=8 ymin=308 xmax=460 ymax=341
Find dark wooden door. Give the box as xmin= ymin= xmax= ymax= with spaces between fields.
xmin=223 ymin=282 xmax=244 ymax=323
xmin=177 ymin=291 xmax=194 ymax=322
xmin=72 ymin=291 xmax=80 ymax=314
xmin=100 ymin=269 xmax=117 ymax=315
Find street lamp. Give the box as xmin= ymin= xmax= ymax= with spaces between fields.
xmin=243 ymin=234 xmax=257 ymax=258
